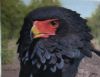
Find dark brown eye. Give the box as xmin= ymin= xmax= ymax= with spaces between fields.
xmin=50 ymin=21 xmax=58 ymax=26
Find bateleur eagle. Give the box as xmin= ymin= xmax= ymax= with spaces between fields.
xmin=17 ymin=6 xmax=100 ymax=77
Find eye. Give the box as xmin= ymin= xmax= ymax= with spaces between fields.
xmin=49 ymin=21 xmax=59 ymax=27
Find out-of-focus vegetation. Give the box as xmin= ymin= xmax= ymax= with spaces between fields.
xmin=87 ymin=5 xmax=100 ymax=49
xmin=1 ymin=0 xmax=60 ymax=64
xmin=1 ymin=0 xmax=26 ymax=64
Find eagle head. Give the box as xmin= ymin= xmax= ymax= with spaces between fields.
xmin=31 ymin=19 xmax=59 ymax=38
xmin=17 ymin=6 xmax=99 ymax=77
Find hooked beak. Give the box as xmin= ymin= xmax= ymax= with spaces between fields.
xmin=31 ymin=19 xmax=58 ymax=38
xmin=31 ymin=25 xmax=53 ymax=38
xmin=31 ymin=25 xmax=42 ymax=38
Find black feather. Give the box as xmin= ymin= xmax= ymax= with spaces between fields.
xmin=17 ymin=6 xmax=99 ymax=77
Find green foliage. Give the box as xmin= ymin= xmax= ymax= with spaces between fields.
xmin=2 ymin=39 xmax=16 ymax=64
xmin=1 ymin=0 xmax=61 ymax=64
xmin=2 ymin=48 xmax=14 ymax=64
xmin=1 ymin=0 xmax=27 ymax=64
xmin=87 ymin=5 xmax=100 ymax=45
xmin=1 ymin=0 xmax=27 ymax=39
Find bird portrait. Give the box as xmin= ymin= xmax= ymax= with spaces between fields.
xmin=17 ymin=6 xmax=100 ymax=77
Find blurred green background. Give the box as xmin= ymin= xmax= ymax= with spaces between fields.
xmin=1 ymin=0 xmax=100 ymax=64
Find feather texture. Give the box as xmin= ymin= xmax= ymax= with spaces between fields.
xmin=17 ymin=6 xmax=99 ymax=77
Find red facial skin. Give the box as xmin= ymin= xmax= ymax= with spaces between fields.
xmin=32 ymin=19 xmax=59 ymax=38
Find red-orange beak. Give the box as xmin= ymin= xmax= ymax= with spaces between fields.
xmin=31 ymin=19 xmax=59 ymax=38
